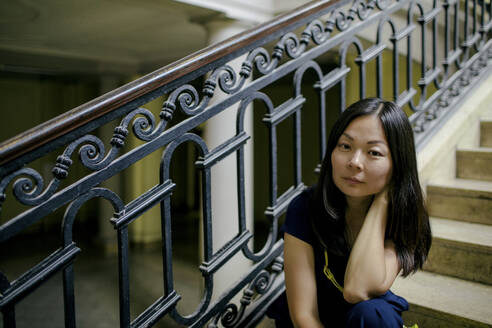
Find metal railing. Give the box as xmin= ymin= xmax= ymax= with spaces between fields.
xmin=0 ymin=0 xmax=491 ymax=327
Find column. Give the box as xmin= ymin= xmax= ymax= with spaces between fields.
xmin=202 ymin=18 xmax=255 ymax=299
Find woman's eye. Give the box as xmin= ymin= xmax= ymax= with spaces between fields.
xmin=338 ymin=143 xmax=350 ymax=150
xmin=369 ymin=150 xmax=383 ymax=157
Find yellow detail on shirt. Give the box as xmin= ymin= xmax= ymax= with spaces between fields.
xmin=323 ymin=250 xmax=344 ymax=293
xmin=323 ymin=252 xmax=418 ymax=328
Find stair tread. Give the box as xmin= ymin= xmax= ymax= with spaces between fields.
xmin=428 ymin=178 xmax=492 ymax=195
xmin=430 ymin=217 xmax=492 ymax=248
xmin=457 ymin=146 xmax=492 ymax=154
xmin=392 ymin=271 xmax=492 ymax=325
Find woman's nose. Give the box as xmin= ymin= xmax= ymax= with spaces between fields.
xmin=348 ymin=151 xmax=363 ymax=170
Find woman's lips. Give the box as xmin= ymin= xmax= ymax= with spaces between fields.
xmin=343 ymin=177 xmax=363 ymax=184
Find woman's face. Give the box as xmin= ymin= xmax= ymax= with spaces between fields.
xmin=331 ymin=114 xmax=393 ymax=202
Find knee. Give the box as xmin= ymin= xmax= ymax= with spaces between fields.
xmin=346 ymin=298 xmax=402 ymax=328
xmin=346 ymin=299 xmax=385 ymax=328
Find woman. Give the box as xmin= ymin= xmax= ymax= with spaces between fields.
xmin=267 ymin=98 xmax=432 ymax=327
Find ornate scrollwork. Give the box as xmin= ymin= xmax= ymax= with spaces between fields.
xmin=248 ymin=47 xmax=276 ymax=75
xmin=459 ymin=71 xmax=470 ymax=88
xmin=334 ymin=0 xmax=379 ymax=31
xmin=414 ymin=36 xmax=491 ymax=136
xmin=161 ymin=5 xmax=353 ymax=117
xmin=250 ymin=270 xmax=270 ymax=295
xmin=161 ymin=65 xmax=244 ymax=122
xmin=130 ymin=109 xmax=157 ymax=141
xmin=161 ymin=7 xmax=344 ymax=115
xmin=208 ymin=256 xmax=284 ymax=328
xmin=413 ymin=113 xmax=428 ymax=133
xmin=214 ymin=65 xmax=244 ymax=94
xmin=335 ymin=9 xmax=355 ymax=31
xmin=479 ymin=52 xmax=488 ymax=68
xmin=425 ymin=103 xmax=439 ymax=121
xmin=162 ymin=0 xmax=386 ymax=119
xmin=470 ymin=58 xmax=481 ymax=77
xmin=115 ymin=105 xmax=173 ymax=143
xmin=357 ymin=0 xmax=377 ymax=20
xmin=12 ymin=168 xmax=45 ymax=203
xmin=0 ymin=167 xmax=58 ymax=208
xmin=449 ymin=79 xmax=461 ymax=97
xmin=307 ymin=19 xmax=329 ymax=45
xmin=218 ymin=304 xmax=240 ymax=327
xmin=179 ymin=87 xmax=200 ymax=113
xmin=78 ymin=135 xmax=107 ymax=170
xmin=281 ymin=32 xmax=305 ymax=59
xmin=0 ymin=132 xmax=123 ymax=209
xmin=438 ymin=90 xmax=451 ymax=108
xmin=165 ymin=84 xmax=206 ymax=117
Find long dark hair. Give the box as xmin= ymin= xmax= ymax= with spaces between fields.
xmin=311 ymin=98 xmax=431 ymax=276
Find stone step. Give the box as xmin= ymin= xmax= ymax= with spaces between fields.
xmin=481 ymin=119 xmax=492 ymax=147
xmin=457 ymin=147 xmax=492 ymax=181
xmin=392 ymin=271 xmax=492 ymax=328
xmin=424 ymin=217 xmax=492 ymax=285
xmin=427 ymin=178 xmax=492 ymax=225
xmin=258 ymin=318 xmax=275 ymax=328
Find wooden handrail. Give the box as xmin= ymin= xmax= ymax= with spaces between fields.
xmin=0 ymin=0 xmax=337 ymax=167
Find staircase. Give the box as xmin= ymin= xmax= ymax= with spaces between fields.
xmin=393 ymin=117 xmax=492 ymax=328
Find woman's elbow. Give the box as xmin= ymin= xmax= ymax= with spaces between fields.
xmin=290 ymin=311 xmax=322 ymax=328
xmin=290 ymin=313 xmax=304 ymax=328
xmin=342 ymin=287 xmax=369 ymax=304
xmin=343 ymin=284 xmax=389 ymax=304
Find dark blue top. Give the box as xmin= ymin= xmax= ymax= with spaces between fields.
xmin=267 ymin=187 xmax=351 ymax=327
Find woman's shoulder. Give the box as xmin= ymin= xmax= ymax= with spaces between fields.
xmin=288 ymin=186 xmax=313 ymax=209
xmin=283 ymin=185 xmax=316 ymax=245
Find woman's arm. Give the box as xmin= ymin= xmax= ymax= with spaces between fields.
xmin=343 ymin=190 xmax=401 ymax=304
xmin=284 ymin=232 xmax=325 ymax=328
